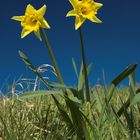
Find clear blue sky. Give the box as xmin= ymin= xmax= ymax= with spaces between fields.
xmin=0 ymin=0 xmax=140 ymax=88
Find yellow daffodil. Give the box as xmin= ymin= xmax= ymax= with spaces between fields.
xmin=11 ymin=4 xmax=50 ymax=41
xmin=66 ymin=0 xmax=103 ymax=30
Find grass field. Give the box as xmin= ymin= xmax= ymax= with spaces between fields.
xmin=0 ymin=63 xmax=140 ymax=140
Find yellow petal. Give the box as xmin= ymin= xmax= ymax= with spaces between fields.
xmin=83 ymin=0 xmax=90 ymax=2
xmin=21 ymin=28 xmax=32 ymax=38
xmin=25 ymin=4 xmax=36 ymax=14
xmin=11 ymin=16 xmax=24 ymax=21
xmin=66 ymin=10 xmax=77 ymax=17
xmin=37 ymin=5 xmax=46 ymax=17
xmin=75 ymin=16 xmax=85 ymax=30
xmin=95 ymin=2 xmax=103 ymax=10
xmin=69 ymin=0 xmax=78 ymax=8
xmin=88 ymin=15 xmax=102 ymax=23
xmin=41 ymin=19 xmax=50 ymax=29
xmin=34 ymin=30 xmax=42 ymax=41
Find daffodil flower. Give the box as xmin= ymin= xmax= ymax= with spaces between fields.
xmin=66 ymin=0 xmax=103 ymax=30
xmin=11 ymin=4 xmax=50 ymax=41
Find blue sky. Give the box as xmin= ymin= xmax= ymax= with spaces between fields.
xmin=0 ymin=0 xmax=140 ymax=88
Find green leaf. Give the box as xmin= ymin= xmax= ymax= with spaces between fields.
xmin=51 ymin=95 xmax=74 ymax=137
xmin=98 ymin=64 xmax=138 ymax=126
xmin=72 ymin=57 xmax=78 ymax=79
xmin=108 ymin=63 xmax=137 ymax=103
xmin=19 ymin=51 xmax=50 ymax=89
xmin=61 ymin=94 xmax=82 ymax=107
xmin=64 ymin=95 xmax=91 ymax=140
xmin=78 ymin=62 xmax=84 ymax=91
xmin=48 ymin=82 xmax=72 ymax=89
xmin=129 ymin=73 xmax=136 ymax=98
xmin=78 ymin=62 xmax=93 ymax=91
xmin=87 ymin=63 xmax=93 ymax=76
xmin=19 ymin=90 xmax=62 ymax=99
xmin=77 ymin=62 xmax=93 ymax=102
xmin=67 ymin=87 xmax=79 ymax=98
xmin=130 ymin=93 xmax=140 ymax=106
xmin=111 ymin=64 xmax=137 ymax=86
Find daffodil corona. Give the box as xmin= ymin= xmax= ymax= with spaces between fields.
xmin=12 ymin=4 xmax=50 ymax=40
xmin=66 ymin=0 xmax=103 ymax=30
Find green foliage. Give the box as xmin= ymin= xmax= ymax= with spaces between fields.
xmin=17 ymin=46 xmax=140 ymax=139
xmin=131 ymin=93 xmax=140 ymax=106
xmin=1 ymin=61 xmax=140 ymax=139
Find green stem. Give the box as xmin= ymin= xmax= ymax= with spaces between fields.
xmin=79 ymin=27 xmax=90 ymax=102
xmin=41 ymin=29 xmax=64 ymax=86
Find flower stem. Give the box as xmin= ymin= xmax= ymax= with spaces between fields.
xmin=79 ymin=27 xmax=90 ymax=102
xmin=41 ymin=28 xmax=64 ymax=86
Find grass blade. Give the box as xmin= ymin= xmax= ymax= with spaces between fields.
xmin=72 ymin=57 xmax=78 ymax=79
xmin=108 ymin=64 xmax=137 ymax=103
xmin=19 ymin=51 xmax=50 ymax=90
xmin=19 ymin=90 xmax=63 ymax=99
xmin=130 ymin=93 xmax=140 ymax=106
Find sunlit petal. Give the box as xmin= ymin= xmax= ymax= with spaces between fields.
xmin=21 ymin=28 xmax=32 ymax=38
xmin=41 ymin=19 xmax=51 ymax=28
xmin=11 ymin=16 xmax=24 ymax=21
xmin=88 ymin=15 xmax=102 ymax=23
xmin=34 ymin=30 xmax=42 ymax=41
xmin=26 ymin=4 xmax=36 ymax=13
xmin=66 ymin=10 xmax=77 ymax=17
xmin=95 ymin=2 xmax=103 ymax=10
xmin=75 ymin=16 xmax=85 ymax=30
xmin=69 ymin=0 xmax=78 ymax=8
xmin=37 ymin=5 xmax=46 ymax=17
